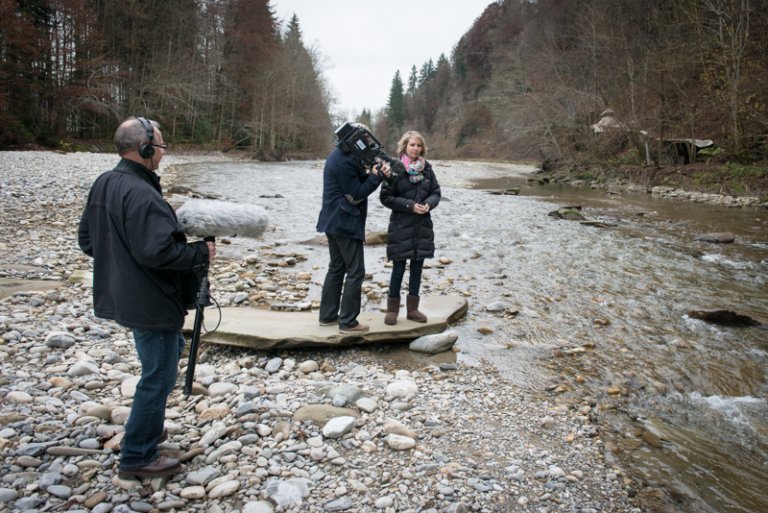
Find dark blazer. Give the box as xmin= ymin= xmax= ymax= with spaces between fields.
xmin=78 ymin=159 xmax=209 ymax=330
xmin=380 ymin=161 xmax=441 ymax=260
xmin=316 ymin=147 xmax=383 ymax=241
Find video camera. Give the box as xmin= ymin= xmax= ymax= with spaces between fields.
xmin=335 ymin=122 xmax=404 ymax=181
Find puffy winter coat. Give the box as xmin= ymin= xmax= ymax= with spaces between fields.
xmin=380 ymin=161 xmax=441 ymax=261
xmin=78 ymin=159 xmax=209 ymax=330
xmin=316 ymin=147 xmax=384 ymax=241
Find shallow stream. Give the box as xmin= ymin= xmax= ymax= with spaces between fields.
xmin=172 ymin=159 xmax=767 ymax=513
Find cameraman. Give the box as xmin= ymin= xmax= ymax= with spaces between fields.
xmin=316 ymin=124 xmax=391 ymax=333
xmin=78 ymin=117 xmax=214 ymax=479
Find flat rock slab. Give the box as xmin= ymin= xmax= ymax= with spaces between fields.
xmin=184 ymin=295 xmax=468 ymax=349
xmin=0 ymin=277 xmax=61 ymax=300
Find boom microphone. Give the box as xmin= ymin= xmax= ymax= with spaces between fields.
xmin=176 ymin=199 xmax=269 ymax=238
xmin=177 ymin=198 xmax=268 ymax=397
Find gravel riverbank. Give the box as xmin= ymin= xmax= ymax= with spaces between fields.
xmin=0 ymin=152 xmax=644 ymax=513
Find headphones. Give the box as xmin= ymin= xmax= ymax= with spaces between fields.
xmin=137 ymin=117 xmax=155 ymax=159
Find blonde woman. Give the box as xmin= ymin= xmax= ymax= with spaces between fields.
xmin=379 ymin=130 xmax=441 ymax=325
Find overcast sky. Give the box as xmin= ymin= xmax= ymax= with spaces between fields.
xmin=271 ymin=0 xmax=495 ymax=118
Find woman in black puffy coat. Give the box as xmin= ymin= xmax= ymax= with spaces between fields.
xmin=380 ymin=130 xmax=441 ymax=325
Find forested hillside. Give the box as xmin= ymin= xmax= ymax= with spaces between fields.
xmin=0 ymin=0 xmax=331 ymax=157
xmin=379 ymin=0 xmax=767 ymax=167
xmin=2 ymin=0 xmax=766 ymax=169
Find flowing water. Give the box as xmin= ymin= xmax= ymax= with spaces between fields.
xmin=171 ymin=160 xmax=768 ymax=513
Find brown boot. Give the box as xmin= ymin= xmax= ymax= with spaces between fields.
xmin=406 ymin=295 xmax=427 ymax=323
xmin=384 ymin=297 xmax=400 ymax=325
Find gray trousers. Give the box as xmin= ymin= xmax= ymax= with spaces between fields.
xmin=319 ymin=234 xmax=364 ymax=328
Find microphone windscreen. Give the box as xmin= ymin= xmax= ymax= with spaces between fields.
xmin=176 ymin=199 xmax=268 ymax=239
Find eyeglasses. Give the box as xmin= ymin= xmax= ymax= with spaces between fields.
xmin=152 ymin=143 xmax=168 ymax=150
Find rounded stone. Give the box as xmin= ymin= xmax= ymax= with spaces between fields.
xmin=208 ymin=479 xmax=240 ymax=498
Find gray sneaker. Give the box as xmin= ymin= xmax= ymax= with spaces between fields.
xmin=339 ymin=323 xmax=369 ymax=334
xmin=319 ymin=318 xmax=338 ymax=327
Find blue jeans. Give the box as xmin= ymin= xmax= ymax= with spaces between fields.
xmin=389 ymin=258 xmax=424 ymax=298
xmin=319 ymin=234 xmax=365 ymax=329
xmin=120 ymin=329 xmax=184 ymax=469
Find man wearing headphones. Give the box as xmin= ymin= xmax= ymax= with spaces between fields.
xmin=78 ymin=117 xmax=215 ymax=479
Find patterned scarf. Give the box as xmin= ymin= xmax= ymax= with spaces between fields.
xmin=400 ymin=155 xmax=426 ymax=183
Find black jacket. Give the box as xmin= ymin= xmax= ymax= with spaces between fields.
xmin=78 ymin=159 xmax=209 ymax=330
xmin=380 ymin=161 xmax=441 ymax=261
xmin=316 ymin=147 xmax=384 ymax=241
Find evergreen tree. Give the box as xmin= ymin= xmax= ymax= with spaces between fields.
xmin=273 ymin=13 xmax=332 ymax=154
xmin=407 ymin=66 xmax=418 ymax=95
xmin=221 ymin=0 xmax=279 ymax=147
xmin=419 ymin=59 xmax=435 ymax=84
xmin=386 ymin=70 xmax=405 ymax=130
xmin=357 ymin=109 xmax=373 ymax=128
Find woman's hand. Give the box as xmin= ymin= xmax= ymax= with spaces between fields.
xmin=412 ymin=203 xmax=430 ymax=214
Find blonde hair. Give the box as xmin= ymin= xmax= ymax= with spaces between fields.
xmin=396 ymin=130 xmax=427 ymax=158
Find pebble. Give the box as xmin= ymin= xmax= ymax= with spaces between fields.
xmin=158 ymin=499 xmax=187 ymax=509
xmin=16 ymin=455 xmax=43 ymax=467
xmin=385 ymin=379 xmax=418 ymax=399
xmin=265 ymin=357 xmax=283 ymax=373
xmin=186 ymin=467 xmax=221 ymax=486
xmin=208 ymin=479 xmax=240 ymax=498
xmin=6 ymin=391 xmax=33 ymax=403
xmin=208 ymin=382 xmax=238 ymax=397
xmin=130 ymin=500 xmax=153 ymax=512
xmin=355 ymin=397 xmax=378 ymax=413
xmin=383 ymin=418 xmax=418 ymax=439
xmin=0 ymin=488 xmax=19 ymax=502
xmin=68 ymin=360 xmax=101 ymax=376
xmin=46 ymin=485 xmax=72 ymax=499
xmin=298 ymin=360 xmax=319 ymax=373
xmin=386 ymin=433 xmax=417 ymax=450
xmin=322 ymin=416 xmax=356 ymax=438
xmin=83 ymin=490 xmax=108 ymax=508
xmin=243 ymin=500 xmax=275 ymax=513
xmin=266 ymin=479 xmax=310 ymax=509
xmin=45 ymin=331 xmax=76 ymax=348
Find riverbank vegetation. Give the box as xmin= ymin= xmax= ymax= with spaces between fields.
xmin=0 ymin=1 xmax=332 ymax=158
xmin=1 ymin=0 xmax=766 ymax=195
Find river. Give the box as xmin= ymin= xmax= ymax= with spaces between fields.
xmin=170 ymin=159 xmax=767 ymax=513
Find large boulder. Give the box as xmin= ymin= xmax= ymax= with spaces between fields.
xmin=409 ymin=332 xmax=458 ymax=354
